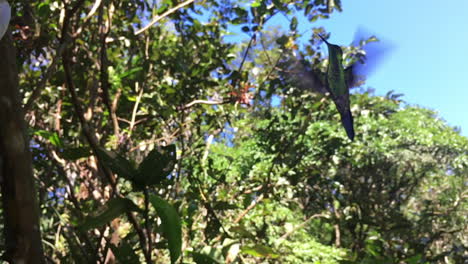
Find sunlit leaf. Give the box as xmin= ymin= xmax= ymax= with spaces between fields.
xmin=229 ymin=225 xmax=255 ymax=239
xmin=119 ymin=67 xmax=143 ymax=79
xmin=241 ymin=244 xmax=279 ymax=258
xmin=35 ymin=130 xmax=63 ymax=148
xmin=251 ymin=1 xmax=261 ymax=8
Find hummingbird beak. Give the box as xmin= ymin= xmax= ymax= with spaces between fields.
xmin=317 ymin=34 xmax=329 ymax=44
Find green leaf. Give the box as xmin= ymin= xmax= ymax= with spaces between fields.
xmin=37 ymin=3 xmax=51 ymax=18
xmin=79 ymin=197 xmax=140 ymax=231
xmin=136 ymin=145 xmax=176 ymax=187
xmin=109 ymin=241 xmax=140 ymax=264
xmin=276 ymin=35 xmax=289 ymax=46
xmin=231 ymin=17 xmax=247 ymax=25
xmin=241 ymin=244 xmax=279 ymax=258
xmin=228 ymin=70 xmax=242 ymax=81
xmin=305 ymin=4 xmax=313 ymax=16
xmin=251 ymin=1 xmax=261 ymax=8
xmin=150 ymin=195 xmax=182 ymax=264
xmin=272 ymin=0 xmax=287 ymax=11
xmin=191 ymin=252 xmax=220 ymax=264
xmin=229 ymin=225 xmax=255 ymax=239
xmin=119 ymin=67 xmax=143 ymax=79
xmin=96 ymin=148 xmax=136 ymax=180
xmin=212 ymin=201 xmax=238 ymax=210
xmin=405 ymin=254 xmax=424 ymax=264
xmin=233 ymin=7 xmax=248 ymax=18
xmin=290 ymin=16 xmax=298 ymax=31
xmin=35 ymin=130 xmax=63 ymax=148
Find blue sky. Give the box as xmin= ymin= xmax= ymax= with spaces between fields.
xmin=225 ymin=0 xmax=468 ymax=136
xmin=310 ymin=0 xmax=468 ymax=136
xmin=304 ymin=0 xmax=468 ymax=136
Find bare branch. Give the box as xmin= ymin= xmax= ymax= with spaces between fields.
xmin=277 ymin=214 xmax=329 ymax=243
xmin=111 ymin=88 xmax=121 ymax=138
xmin=135 ymin=0 xmax=196 ymax=35
xmin=179 ymin=99 xmax=229 ymax=110
xmin=234 ymin=194 xmax=264 ymax=224
xmin=129 ymin=82 xmax=144 ymax=133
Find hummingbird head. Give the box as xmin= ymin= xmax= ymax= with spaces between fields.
xmin=317 ymin=34 xmax=344 ymax=62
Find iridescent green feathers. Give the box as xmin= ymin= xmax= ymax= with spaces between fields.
xmin=318 ymin=34 xmax=355 ymax=141
xmin=279 ymin=30 xmax=390 ymax=141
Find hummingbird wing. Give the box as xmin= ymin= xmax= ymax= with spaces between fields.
xmin=346 ymin=27 xmax=394 ymax=88
xmin=279 ymin=55 xmax=328 ymax=94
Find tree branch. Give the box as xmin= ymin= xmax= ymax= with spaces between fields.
xmin=277 ymin=214 xmax=329 ymax=243
xmin=135 ymin=0 xmax=196 ymax=35
xmin=178 ymin=99 xmax=228 ymax=110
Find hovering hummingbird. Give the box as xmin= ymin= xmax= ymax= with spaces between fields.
xmin=283 ymin=30 xmax=391 ymax=141
xmin=316 ymin=34 xmax=355 ymax=140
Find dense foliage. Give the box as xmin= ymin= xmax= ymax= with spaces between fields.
xmin=1 ymin=0 xmax=466 ymax=263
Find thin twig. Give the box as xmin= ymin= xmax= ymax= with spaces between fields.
xmin=260 ymin=36 xmax=273 ymax=66
xmin=111 ymin=88 xmax=121 ymax=138
xmin=74 ymin=0 xmax=103 ymax=36
xmin=85 ymin=0 xmax=102 ymax=20
xmin=135 ymin=0 xmax=196 ymax=35
xmin=143 ymin=188 xmax=153 ymax=261
xmin=129 ymin=128 xmax=180 ymax=152
xmin=129 ymin=82 xmax=144 ymax=133
xmin=126 ymin=211 xmax=149 ymax=261
xmin=179 ymin=99 xmax=228 ymax=110
xmin=234 ymin=193 xmax=264 ymax=224
xmin=117 ymin=116 xmax=148 ymax=126
xmin=237 ymin=34 xmax=256 ymax=74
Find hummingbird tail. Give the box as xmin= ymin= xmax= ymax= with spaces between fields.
xmin=340 ymin=110 xmax=355 ymax=141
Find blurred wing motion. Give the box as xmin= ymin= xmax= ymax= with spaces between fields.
xmin=0 ymin=0 xmax=11 ymax=40
xmin=278 ymin=46 xmax=354 ymax=140
xmin=278 ymin=29 xmax=392 ymax=141
xmin=346 ymin=27 xmax=394 ymax=88
xmin=278 ymin=55 xmax=328 ymax=94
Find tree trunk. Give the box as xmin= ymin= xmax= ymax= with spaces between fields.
xmin=0 ymin=31 xmax=45 ymax=263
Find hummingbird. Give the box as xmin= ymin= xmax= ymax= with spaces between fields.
xmin=317 ymin=34 xmax=355 ymax=141
xmin=283 ymin=30 xmax=391 ymax=141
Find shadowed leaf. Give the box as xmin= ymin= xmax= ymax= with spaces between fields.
xmin=136 ymin=144 xmax=176 ymax=187
xmin=150 ymin=195 xmax=182 ymax=264
xmin=79 ymin=197 xmax=140 ymax=231
xmin=191 ymin=252 xmax=220 ymax=264
xmin=96 ymin=148 xmax=136 ymax=180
